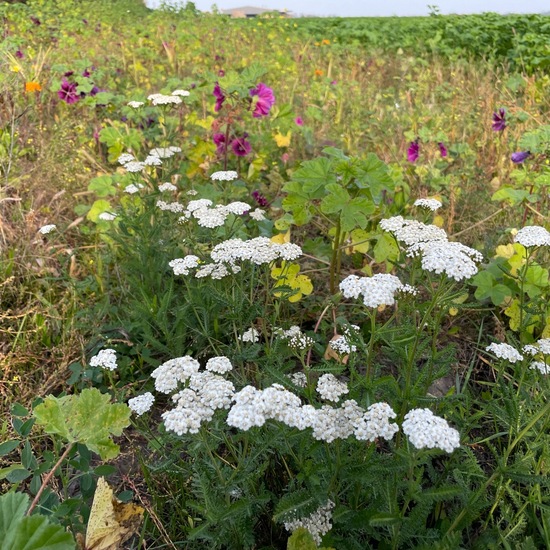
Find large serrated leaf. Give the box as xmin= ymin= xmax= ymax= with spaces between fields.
xmin=0 ymin=492 xmax=28 ymax=540
xmin=3 ymin=514 xmax=75 ymax=550
xmin=33 ymin=389 xmax=131 ymax=461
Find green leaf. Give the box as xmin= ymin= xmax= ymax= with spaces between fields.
xmin=355 ymin=153 xmax=395 ymax=200
xmin=4 ymin=514 xmax=76 ymax=550
xmin=0 ymin=492 xmax=28 ymax=540
xmin=86 ymin=199 xmax=113 ymax=223
xmin=10 ymin=403 xmax=29 ymax=417
xmin=491 ymin=187 xmax=531 ymax=205
xmin=33 ymin=388 xmax=131 ymax=461
xmin=287 ymin=527 xmax=317 ymax=550
xmin=88 ymin=175 xmax=117 ymax=197
xmin=0 ymin=439 xmax=20 ymax=457
xmin=368 ymin=512 xmax=403 ymax=526
xmin=6 ymin=468 xmax=31 ymax=483
xmin=320 ymin=185 xmax=375 ymax=232
xmin=287 ymin=157 xmax=337 ymax=195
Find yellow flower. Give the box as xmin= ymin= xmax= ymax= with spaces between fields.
xmin=25 ymin=81 xmax=42 ymax=92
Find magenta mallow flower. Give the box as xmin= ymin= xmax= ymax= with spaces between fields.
xmin=15 ymin=50 xmax=24 ymax=59
xmin=213 ymin=133 xmax=227 ymax=155
xmin=250 ymin=83 xmax=275 ymax=118
xmin=492 ymin=108 xmax=506 ymax=132
xmin=57 ymin=79 xmax=79 ymax=104
xmin=252 ymin=190 xmax=269 ymax=207
xmin=438 ymin=142 xmax=448 ymax=157
xmin=231 ymin=136 xmax=251 ymax=156
xmin=295 ymin=116 xmax=304 ymax=126
xmin=213 ymin=83 xmax=225 ymax=112
xmin=511 ymin=151 xmax=530 ymax=164
xmin=407 ymin=139 xmax=420 ymax=163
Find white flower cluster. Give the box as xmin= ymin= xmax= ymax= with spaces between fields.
xmin=158 ymin=182 xmax=178 ymax=192
xmin=239 ymin=328 xmax=260 ymax=343
xmin=287 ymin=372 xmax=308 ymax=388
xmin=486 ymin=342 xmax=524 ymax=363
xmin=211 ymin=170 xmax=239 ymax=181
xmin=99 ymin=212 xmax=117 ymax=221
xmin=329 ymin=325 xmax=360 ymax=355
xmin=150 ymin=146 xmax=181 ymax=159
xmin=89 ymin=348 xmax=118 ymax=371
xmin=170 ymin=237 xmax=303 ymax=280
xmin=523 ymin=338 xmax=550 ymax=356
xmin=205 ymin=356 xmax=233 ymax=374
xmin=151 ymin=356 xmax=200 ymax=394
xmin=284 ymin=500 xmax=335 ymax=546
xmin=127 ymin=100 xmax=144 ymax=109
xmin=514 ymin=225 xmax=550 ymax=248
xmin=353 ymin=402 xmax=399 ymax=442
xmin=124 ymin=183 xmax=144 ymax=194
xmin=379 ymin=216 xmax=447 ymax=246
xmin=144 ymin=155 xmax=163 ymax=166
xmin=118 ymin=153 xmax=136 ymax=165
xmin=316 ymin=374 xmax=349 ymax=402
xmin=530 ymin=361 xmax=550 ymax=374
xmin=123 ymin=161 xmax=146 ymax=173
xmin=169 ymin=255 xmax=200 ymax=275
xmin=128 ymin=392 xmax=155 ymax=416
xmin=147 ymin=93 xmax=182 ymax=106
xmin=249 ymin=208 xmax=266 ymax=221
xmin=339 ymin=274 xmax=408 ymax=308
xmin=172 ymin=89 xmax=190 ymax=97
xmin=38 ymin=224 xmax=56 ymax=235
xmin=402 ymin=408 xmax=460 ymax=453
xmin=156 ymin=200 xmax=186 ymax=213
xmin=409 ymin=241 xmax=483 ymax=281
xmin=414 ymin=198 xmax=442 ymax=211
xmin=275 ymin=326 xmax=314 ymax=350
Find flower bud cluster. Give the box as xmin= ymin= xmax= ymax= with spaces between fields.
xmin=329 ymin=324 xmax=360 ymax=355
xmin=275 ymin=326 xmax=314 ymax=350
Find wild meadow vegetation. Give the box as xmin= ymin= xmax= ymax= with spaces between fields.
xmin=1 ymin=0 xmax=550 ymax=548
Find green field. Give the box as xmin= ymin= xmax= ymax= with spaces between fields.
xmin=1 ymin=1 xmax=550 ymax=548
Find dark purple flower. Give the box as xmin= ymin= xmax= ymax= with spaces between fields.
xmin=511 ymin=151 xmax=530 ymax=164
xmin=218 ymin=69 xmax=225 ymax=77
xmin=438 ymin=142 xmax=448 ymax=157
xmin=120 ymin=116 xmax=128 ymax=122
xmin=82 ymin=68 xmax=91 ymax=77
xmin=82 ymin=18 xmax=88 ymax=25
xmin=30 ymin=16 xmax=41 ymax=25
xmin=231 ymin=137 xmax=251 ymax=156
xmin=407 ymin=139 xmax=420 ymax=163
xmin=252 ymin=190 xmax=269 ymax=207
xmin=492 ymin=108 xmax=506 ymax=132
xmin=250 ymin=83 xmax=275 ymax=118
xmin=15 ymin=50 xmax=24 ymax=59
xmin=90 ymin=86 xmax=100 ymax=96
xmin=330 ymin=80 xmax=337 ymax=85
xmin=63 ymin=70 xmax=74 ymax=78
xmin=213 ymin=132 xmax=227 ymax=155
xmin=213 ymin=83 xmax=225 ymax=112
xmin=57 ymin=79 xmax=79 ymax=104
xmin=295 ymin=116 xmax=304 ymax=126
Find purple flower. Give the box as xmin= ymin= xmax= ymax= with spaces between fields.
xmin=252 ymin=190 xmax=268 ymax=207
xmin=15 ymin=50 xmax=24 ymax=59
xmin=57 ymin=79 xmax=79 ymax=104
xmin=511 ymin=151 xmax=530 ymax=164
xmin=407 ymin=139 xmax=420 ymax=163
xmin=82 ymin=68 xmax=91 ymax=77
xmin=90 ymin=86 xmax=100 ymax=96
xmin=82 ymin=18 xmax=88 ymax=25
xmin=213 ymin=83 xmax=225 ymax=112
xmin=63 ymin=71 xmax=74 ymax=78
xmin=438 ymin=142 xmax=448 ymax=157
xmin=250 ymin=83 xmax=275 ymax=118
xmin=492 ymin=108 xmax=506 ymax=132
xmin=218 ymin=69 xmax=225 ymax=77
xmin=295 ymin=116 xmax=304 ymax=126
xmin=231 ymin=136 xmax=251 ymax=157
xmin=30 ymin=16 xmax=41 ymax=25
xmin=213 ymin=132 xmax=227 ymax=155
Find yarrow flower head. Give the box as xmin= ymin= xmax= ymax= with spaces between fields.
xmin=158 ymin=182 xmax=178 ymax=192
xmin=402 ymin=408 xmax=460 ymax=453
xmin=172 ymin=89 xmax=190 ymax=97
xmin=38 ymin=224 xmax=56 ymax=235
xmin=98 ymin=212 xmax=117 ymax=221
xmin=89 ymin=348 xmax=118 ymax=371
xmin=169 ymin=255 xmax=200 ymax=275
xmin=339 ymin=273 xmax=406 ymax=308
xmin=523 ymin=338 xmax=550 ymax=357
xmin=486 ymin=342 xmax=524 ymax=363
xmin=379 ymin=216 xmax=448 ymax=246
xmin=239 ymin=328 xmax=260 ymax=343
xmin=127 ymin=100 xmax=144 ymax=108
xmin=211 ymin=170 xmax=238 ymax=181
xmin=205 ymin=356 xmax=233 ymax=374
xmin=128 ymin=392 xmax=155 ymax=416
xmin=514 ymin=225 xmax=550 ymax=247
xmin=151 ymin=356 xmax=200 ymax=394
xmin=275 ymin=326 xmax=314 ymax=350
xmin=414 ymin=198 xmax=442 ymax=211
xmin=353 ymin=402 xmax=399 ymax=442
xmin=530 ymin=361 xmax=550 ymax=375
xmin=147 ymin=93 xmax=182 ymax=106
xmin=316 ymin=374 xmax=349 ymax=402
xmin=283 ymin=500 xmax=335 ymax=546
